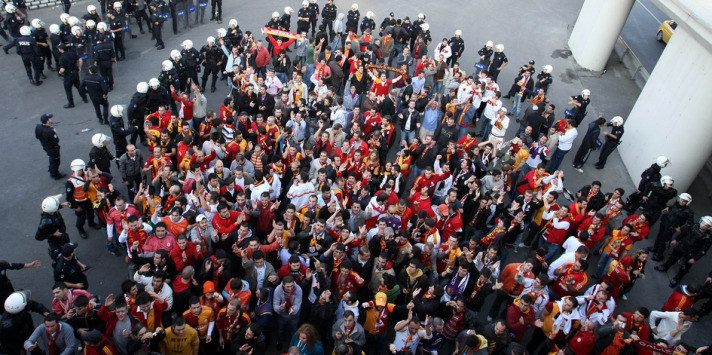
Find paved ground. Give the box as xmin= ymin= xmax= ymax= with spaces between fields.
xmin=1 ymin=0 xmax=710 ymax=351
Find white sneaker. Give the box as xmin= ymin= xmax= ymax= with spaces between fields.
xmin=575 ymin=168 xmax=584 ymax=173
xmin=621 ymin=295 xmax=628 ymax=300
xmin=517 ymin=242 xmax=526 ymax=248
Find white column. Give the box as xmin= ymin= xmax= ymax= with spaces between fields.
xmin=568 ymin=0 xmax=635 ymax=71
xmin=619 ymin=24 xmax=712 ymax=192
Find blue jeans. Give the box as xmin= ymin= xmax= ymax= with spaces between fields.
xmin=547 ymin=148 xmax=570 ymax=173
xmin=433 ymin=80 xmax=444 ymax=95
xmin=103 ymin=227 xmax=118 ymax=253
xmin=305 ymin=64 xmax=315 ymax=87
xmin=277 ymin=316 xmax=299 ymax=344
xmin=512 ymin=97 xmax=526 ymax=119
xmin=401 ymin=129 xmax=416 ymax=144
xmin=539 ymin=236 xmax=561 ymax=264
xmin=276 ymin=72 xmax=288 ymax=87
xmin=458 ymin=125 xmax=472 ymax=140
xmin=595 ymin=253 xmax=615 ymax=278
xmin=480 ymin=117 xmax=493 ymax=138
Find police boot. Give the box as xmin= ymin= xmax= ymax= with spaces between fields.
xmin=64 ymin=102 xmax=75 ymax=108
xmin=217 ymin=15 xmax=222 ymax=24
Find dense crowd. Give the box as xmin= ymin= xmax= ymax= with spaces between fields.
xmin=5 ymin=0 xmax=712 ymax=354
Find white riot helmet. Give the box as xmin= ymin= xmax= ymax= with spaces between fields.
xmin=495 ymin=44 xmax=504 ymax=52
xmin=272 ymin=12 xmax=279 ymax=19
xmin=302 ymin=0 xmax=308 ymax=6
xmin=5 ymin=4 xmax=16 ymax=12
xmin=485 ymin=40 xmax=493 ymax=48
xmin=701 ymin=216 xmax=712 ymax=227
xmin=70 ymin=159 xmax=86 ymax=172
xmin=284 ymin=6 xmax=293 ymax=14
xmin=170 ymin=49 xmax=181 ymax=60
xmin=86 ymin=20 xmax=96 ymax=28
xmin=229 ymin=19 xmax=238 ymax=27
xmin=543 ymin=65 xmax=553 ymax=73
xmin=20 ymin=26 xmax=31 ymax=36
xmin=162 ymin=60 xmax=173 ymax=71
xmin=207 ymin=36 xmax=215 ymax=43
xmin=68 ymin=16 xmax=81 ymax=27
xmin=148 ymin=78 xmax=160 ymax=88
xmin=610 ymin=116 xmax=624 ymax=126
xmin=87 ymin=4 xmax=97 ymax=12
xmin=310 ymin=0 xmax=316 ymax=3
xmin=136 ymin=81 xmax=149 ymax=93
xmin=60 ymin=13 xmax=70 ymax=23
xmin=679 ymin=193 xmax=692 ymax=204
xmin=582 ymin=89 xmax=591 ymax=96
xmin=417 ymin=13 xmax=424 ymax=19
xmin=352 ymin=3 xmax=358 ymax=11
xmin=31 ymin=19 xmax=44 ymax=29
xmin=97 ymin=22 xmax=108 ymax=31
xmin=4 ymin=291 xmax=30 ymax=314
xmin=181 ymin=39 xmax=193 ymax=49
xmin=71 ymin=26 xmax=82 ymax=36
xmin=366 ymin=11 xmax=374 ymax=19
xmin=92 ymin=133 xmax=110 ymax=148
xmin=660 ymin=175 xmax=674 ymax=186
xmin=656 ymin=156 xmax=670 ymax=168
xmin=49 ymin=24 xmax=61 ymax=34
xmin=217 ymin=28 xmax=227 ymax=38
xmin=41 ymin=194 xmax=62 ymax=213
xmin=455 ymin=29 xmax=462 ymax=36
xmin=113 ymin=1 xmax=122 ymax=8
xmin=420 ymin=23 xmax=429 ymax=32
xmin=110 ymin=104 xmax=125 ymax=117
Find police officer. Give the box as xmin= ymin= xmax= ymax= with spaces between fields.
xmin=595 ymin=116 xmax=624 ymax=169
xmin=655 ymin=216 xmax=712 ymax=287
xmin=133 ymin=0 xmax=152 ymax=34
xmin=107 ymin=7 xmax=126 ymax=60
xmin=35 ymin=114 xmax=66 ymax=179
xmin=16 ymin=25 xmax=43 ymax=86
xmin=2 ymin=4 xmax=23 ymax=54
xmin=93 ymin=36 xmax=116 ymax=90
xmin=643 ymin=175 xmax=678 ymax=227
xmin=360 ymin=11 xmax=375 ymax=35
xmin=88 ymin=133 xmax=115 ymax=172
xmin=83 ymin=21 xmax=97 ymax=62
xmin=626 ymin=156 xmax=670 ymax=214
xmin=448 ymin=29 xmax=464 ymax=68
xmin=170 ymin=50 xmax=188 ymax=92
xmin=226 ymin=19 xmax=242 ymax=48
xmin=345 ymin=3 xmax=359 ymax=34
xmin=0 ymin=291 xmax=52 ymax=355
xmin=149 ymin=2 xmax=165 ymax=50
xmin=651 ymin=193 xmax=694 ymax=261
xmin=308 ymin=0 xmax=319 ymax=37
xmin=80 ymin=65 xmax=110 ymax=124
xmin=210 ymin=0 xmax=222 ymax=23
xmin=410 ymin=12 xmax=425 ymax=50
xmin=35 ymin=194 xmax=73 ymax=265
xmin=49 ymin=24 xmax=63 ymax=70
xmin=128 ymin=81 xmax=149 ymax=145
xmin=86 ymin=5 xmax=101 ymax=23
xmin=490 ymin=43 xmax=508 ymax=82
xmin=59 ymin=13 xmax=72 ymax=42
xmin=109 ymin=105 xmax=138 ymax=158
xmin=320 ymin=0 xmax=336 ymax=40
xmin=200 ymin=36 xmax=222 ymax=92
xmin=31 ymin=19 xmax=53 ymax=73
xmin=297 ymin=1 xmax=311 ymax=35
xmin=159 ymin=59 xmax=180 ymax=111
xmin=69 ymin=25 xmax=87 ymax=62
xmin=58 ymin=43 xmax=88 ymax=108
xmin=65 ymin=159 xmax=98 ymax=239
xmin=146 ymin=77 xmax=170 ymax=113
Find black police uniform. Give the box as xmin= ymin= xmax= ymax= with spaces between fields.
xmin=657 ymin=223 xmax=712 ymax=285
xmin=127 ymin=90 xmax=148 ymax=145
xmin=32 ymin=27 xmax=53 ymax=71
xmin=2 ymin=13 xmax=22 ymax=53
xmin=158 ymin=67 xmax=180 ymax=111
xmin=321 ymin=2 xmax=336 ymax=38
xmin=109 ymin=113 xmax=137 ymax=158
xmin=146 ymin=85 xmax=170 ymax=113
xmin=108 ymin=13 xmax=126 ymax=59
xmin=59 ymin=22 xmax=72 ymax=43
xmin=16 ymin=34 xmax=43 ymax=85
xmin=93 ymin=39 xmax=116 ymax=89
xmin=490 ymin=50 xmax=508 ymax=82
xmin=308 ymin=2 xmax=319 ymax=35
xmin=181 ymin=46 xmax=202 ymax=87
xmin=150 ymin=3 xmax=165 ymax=49
xmin=133 ymin=0 xmax=152 ymax=33
xmin=88 ymin=145 xmax=115 ymax=172
xmin=210 ymin=0 xmax=222 ymax=22
xmin=410 ymin=19 xmax=424 ymax=49
xmin=35 ymin=121 xmax=62 ymax=177
xmin=345 ymin=9 xmax=359 ymax=34
xmin=643 ymin=183 xmax=678 ymax=227
xmin=595 ymin=123 xmax=624 ymax=168
xmin=652 ymin=202 xmax=694 ymax=260
xmin=570 ymin=94 xmax=590 ymax=126
xmin=50 ymin=33 xmax=63 ymax=69
xmin=200 ymin=43 xmax=222 ymax=92
xmin=172 ymin=57 xmax=188 ymax=92
xmin=55 ymin=254 xmax=89 ymax=289
xmin=297 ymin=7 xmax=311 ymax=35
xmin=226 ymin=26 xmax=242 ymax=49
xmin=58 ymin=46 xmax=88 ymax=107
xmin=279 ymin=13 xmax=291 ymax=32
xmin=35 ymin=210 xmax=71 ymax=266
xmin=80 ymin=72 xmax=110 ymax=123
xmin=69 ymin=33 xmax=88 ymax=62
xmin=626 ymin=162 xmax=662 ymax=214
xmin=360 ymin=17 xmax=374 ymax=35
xmin=0 ymin=298 xmax=50 ymax=354
xmin=448 ymin=36 xmax=464 ymax=67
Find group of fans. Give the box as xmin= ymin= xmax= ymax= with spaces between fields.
xmin=5 ymin=0 xmax=712 ymax=355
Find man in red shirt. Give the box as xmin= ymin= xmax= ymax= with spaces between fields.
xmin=362 ymin=107 xmax=381 ymax=137
xmin=142 ymin=146 xmax=169 ymax=180
xmin=411 ymin=166 xmax=451 ymax=194
xmin=577 ymin=213 xmax=605 ymax=248
xmin=551 ymin=259 xmax=589 ymax=298
xmin=662 ymin=284 xmax=700 ymax=312
xmin=368 ymin=70 xmax=402 ymax=98
xmin=212 ymin=203 xmax=247 ymax=236
xmin=440 ymin=203 xmax=463 ymax=241
xmin=106 ymin=195 xmax=141 ymax=252
xmin=623 ymin=213 xmax=650 ymax=242
xmin=506 ymin=294 xmax=538 ymax=342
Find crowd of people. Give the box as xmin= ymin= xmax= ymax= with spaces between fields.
xmin=6 ymin=0 xmax=712 ymax=354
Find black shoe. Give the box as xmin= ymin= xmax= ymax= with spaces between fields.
xmin=220 ymin=76 xmax=227 ymax=81
xmin=503 ymin=94 xmax=511 ymax=99
xmin=40 ymin=73 xmax=46 ymax=79
xmin=217 ymin=19 xmax=223 ymax=24
xmin=52 ymin=172 xmax=67 ymax=179
xmin=652 ymin=255 xmax=663 ymax=262
xmin=89 ymin=223 xmax=101 ymax=230
xmin=131 ymin=34 xmax=137 ymax=38
xmin=157 ymin=45 xmax=164 ymax=50
xmin=3 ymin=48 xmax=8 ymax=55
xmin=211 ymin=86 xmax=216 ymax=93
xmin=109 ymin=250 xmax=121 ymax=256
xmin=108 ymin=86 xmax=113 ymax=92
xmin=99 ymin=119 xmax=106 ymax=125
xmin=654 ymin=265 xmax=667 ymax=272
xmin=48 ymin=66 xmax=55 ymax=71
xmin=474 ymin=133 xmax=482 ymax=137
xmin=210 ymin=16 xmax=216 ymax=21
xmin=140 ymin=30 xmax=146 ymax=34
xmin=82 ymin=97 xmax=88 ymax=103
xmin=79 ymin=231 xmax=89 ymax=239
xmin=669 ymin=279 xmax=679 ymax=288
xmin=64 ymin=103 xmax=75 ymax=108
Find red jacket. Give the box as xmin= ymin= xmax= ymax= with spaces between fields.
xmin=567 ymin=329 xmax=595 ymax=354
xmin=255 ymin=201 xmax=276 ymax=234
xmin=506 ymin=299 xmax=536 ymax=341
xmin=623 ymin=214 xmax=650 ymax=242
xmin=441 ymin=212 xmax=463 ymax=240
xmin=130 ymin=299 xmax=168 ymax=331
xmin=277 ymin=263 xmax=307 ymax=285
xmin=170 ymin=241 xmax=200 ymax=271
xmin=98 ymin=304 xmax=139 ymax=339
xmin=211 ymin=210 xmax=243 ymax=234
xmin=662 ymin=288 xmax=695 ymax=312
xmin=171 ymin=91 xmax=194 ymax=121
xmin=253 ymin=47 xmax=271 ymax=68
xmin=577 ymin=217 xmax=605 ymax=247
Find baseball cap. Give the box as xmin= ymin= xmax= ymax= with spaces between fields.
xmin=203 ymin=281 xmax=215 ymax=293
xmin=61 ymin=242 xmax=77 ymax=257
xmin=40 ymin=114 xmax=53 ymax=123
xmin=196 ymin=214 xmax=206 ymax=222
xmin=438 ymin=204 xmax=448 ymax=215
xmin=529 ymin=59 xmax=535 ymax=65
xmin=389 ymin=12 xmax=394 ymax=17
xmin=375 ymin=292 xmax=387 ymax=307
